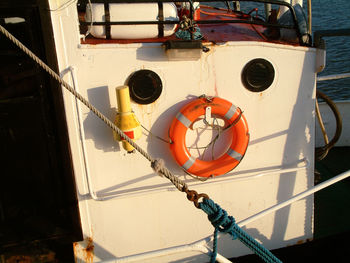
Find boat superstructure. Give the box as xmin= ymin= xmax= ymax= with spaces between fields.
xmin=1 ymin=0 xmax=349 ymax=262
xmin=47 ymin=1 xmax=318 ymax=262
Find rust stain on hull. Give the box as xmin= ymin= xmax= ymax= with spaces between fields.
xmin=85 ymin=237 xmax=95 ymax=263
xmin=74 ymin=237 xmax=95 ymax=263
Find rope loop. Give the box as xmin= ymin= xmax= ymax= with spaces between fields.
xmin=198 ymin=94 xmax=213 ymax=102
xmin=199 ymin=198 xmax=282 ymax=263
xmin=200 ymin=199 xmax=238 ymax=239
xmin=224 ymin=216 xmax=238 ymax=238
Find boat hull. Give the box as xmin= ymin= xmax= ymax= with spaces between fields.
xmin=48 ymin=2 xmax=318 ymax=262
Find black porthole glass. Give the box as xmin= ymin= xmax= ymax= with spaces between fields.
xmin=128 ymin=69 xmax=162 ymax=104
xmin=242 ymin=58 xmax=275 ymax=92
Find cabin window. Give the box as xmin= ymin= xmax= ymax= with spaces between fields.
xmin=127 ymin=70 xmax=163 ymax=104
xmin=241 ymin=58 xmax=275 ymax=92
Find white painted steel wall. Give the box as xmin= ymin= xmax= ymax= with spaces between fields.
xmin=49 ymin=1 xmax=318 ymax=262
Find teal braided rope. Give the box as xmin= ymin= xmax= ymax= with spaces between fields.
xmin=199 ymin=198 xmax=282 ymax=263
xmin=175 ymin=26 xmax=203 ymax=40
xmin=175 ymin=0 xmax=203 ymax=40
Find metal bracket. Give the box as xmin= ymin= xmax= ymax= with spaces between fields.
xmin=205 ymin=106 xmax=212 ymax=125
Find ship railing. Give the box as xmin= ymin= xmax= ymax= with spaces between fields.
xmin=78 ymin=0 xmax=305 ymax=45
xmin=314 ymin=28 xmax=350 ymax=83
xmin=317 ymin=73 xmax=350 ymax=82
xmin=315 ymin=28 xmax=350 ymax=89
xmin=314 ymin=29 xmax=350 ymax=157
xmin=314 ymin=28 xmax=350 ymax=81
xmin=315 ymin=28 xmax=350 ymax=85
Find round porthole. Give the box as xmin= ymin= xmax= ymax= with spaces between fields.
xmin=127 ymin=70 xmax=162 ymax=104
xmin=242 ymin=58 xmax=275 ymax=92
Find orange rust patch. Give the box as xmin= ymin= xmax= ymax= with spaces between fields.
xmin=84 ymin=237 xmax=95 ymax=263
xmin=85 ymin=237 xmax=95 ymax=253
xmin=73 ymin=237 xmax=95 ymax=263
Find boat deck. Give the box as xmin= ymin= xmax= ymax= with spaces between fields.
xmin=80 ymin=6 xmax=300 ymax=46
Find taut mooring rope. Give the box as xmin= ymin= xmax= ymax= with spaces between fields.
xmin=0 ymin=24 xmax=187 ymax=192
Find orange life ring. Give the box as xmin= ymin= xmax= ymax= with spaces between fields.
xmin=169 ymin=96 xmax=249 ymax=178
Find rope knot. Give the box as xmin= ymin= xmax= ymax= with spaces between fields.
xmin=200 ymin=199 xmax=238 ymax=240
xmin=198 ymin=198 xmax=282 ymax=263
xmin=151 ymin=158 xmax=165 ymax=177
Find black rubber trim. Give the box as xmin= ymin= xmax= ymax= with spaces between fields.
xmin=128 ymin=70 xmax=162 ymax=105
xmin=157 ymin=2 xmax=164 ymax=38
xmin=242 ymin=58 xmax=275 ymax=92
xmin=104 ymin=2 xmax=111 ymax=39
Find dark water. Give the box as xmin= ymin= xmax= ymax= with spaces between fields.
xmin=311 ymin=0 xmax=350 ymax=100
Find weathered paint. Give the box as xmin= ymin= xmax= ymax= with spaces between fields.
xmin=74 ymin=237 xmax=94 ymax=263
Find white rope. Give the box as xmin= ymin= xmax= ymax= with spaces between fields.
xmin=0 ymin=24 xmax=187 ymax=193
xmin=151 ymin=158 xmax=165 ymax=177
